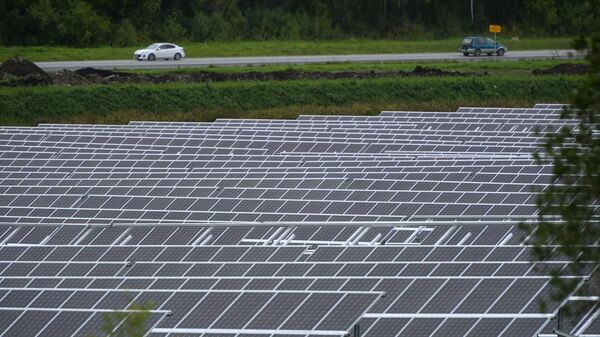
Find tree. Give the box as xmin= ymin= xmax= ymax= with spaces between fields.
xmin=522 ymin=0 xmax=600 ymax=320
xmin=58 ymin=0 xmax=111 ymax=47
xmin=522 ymin=0 xmax=558 ymax=35
xmin=27 ymin=0 xmax=60 ymax=45
xmin=90 ymin=300 xmax=154 ymax=337
xmin=2 ymin=0 xmax=600 ymax=46
xmin=112 ymin=19 xmax=139 ymax=47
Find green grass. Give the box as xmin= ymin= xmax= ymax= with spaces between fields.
xmin=0 ymin=37 xmax=574 ymax=62
xmin=134 ymin=58 xmax=584 ymax=77
xmin=0 ymin=75 xmax=583 ymax=126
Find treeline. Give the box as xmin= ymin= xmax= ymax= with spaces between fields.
xmin=1 ymin=0 xmax=598 ymax=47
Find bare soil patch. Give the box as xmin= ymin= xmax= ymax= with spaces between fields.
xmin=532 ymin=63 xmax=588 ymax=76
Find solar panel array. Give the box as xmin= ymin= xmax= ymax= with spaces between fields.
xmin=0 ymin=103 xmax=598 ymax=337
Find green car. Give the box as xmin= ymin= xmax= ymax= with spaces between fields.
xmin=458 ymin=36 xmax=507 ymax=56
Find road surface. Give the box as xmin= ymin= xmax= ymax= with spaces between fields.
xmin=36 ymin=49 xmax=579 ymax=72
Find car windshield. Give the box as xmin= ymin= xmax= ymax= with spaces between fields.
xmin=462 ymin=38 xmax=472 ymax=45
xmin=146 ymin=44 xmax=160 ymax=49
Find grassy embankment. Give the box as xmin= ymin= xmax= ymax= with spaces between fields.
xmin=0 ymin=75 xmax=584 ymax=126
xmin=0 ymin=37 xmax=574 ymax=62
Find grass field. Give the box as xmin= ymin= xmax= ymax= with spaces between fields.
xmin=0 ymin=37 xmax=574 ymax=62
xmin=0 ymin=75 xmax=583 ymax=125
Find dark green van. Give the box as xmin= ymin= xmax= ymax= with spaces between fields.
xmin=459 ymin=36 xmax=507 ymax=56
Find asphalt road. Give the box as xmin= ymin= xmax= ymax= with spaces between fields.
xmin=36 ymin=49 xmax=579 ymax=72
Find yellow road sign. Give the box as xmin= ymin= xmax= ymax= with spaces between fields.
xmin=489 ymin=24 xmax=501 ymax=33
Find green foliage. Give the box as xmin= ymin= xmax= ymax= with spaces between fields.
xmin=523 ymin=0 xmax=558 ymax=35
xmin=84 ymin=295 xmax=154 ymax=337
xmin=24 ymin=0 xmax=111 ymax=47
xmin=58 ymin=0 xmax=111 ymax=47
xmin=112 ymin=19 xmax=139 ymax=47
xmin=557 ymin=2 xmax=591 ymax=35
xmin=521 ymin=0 xmax=600 ymax=318
xmin=190 ymin=12 xmax=212 ymax=42
xmin=91 ymin=301 xmax=154 ymax=337
xmin=0 ymin=76 xmax=583 ymax=126
xmin=0 ymin=0 xmax=28 ymax=45
xmin=189 ymin=0 xmax=245 ymax=41
xmin=161 ymin=15 xmax=186 ymax=42
xmin=27 ymin=0 xmax=60 ymax=44
xmin=128 ymin=0 xmax=162 ymax=37
xmin=0 ymin=0 xmax=596 ymax=47
xmin=241 ymin=5 xmax=339 ymax=41
xmin=245 ymin=8 xmax=301 ymax=40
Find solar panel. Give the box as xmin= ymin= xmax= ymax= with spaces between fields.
xmin=0 ymin=104 xmax=597 ymax=336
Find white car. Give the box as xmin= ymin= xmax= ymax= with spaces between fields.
xmin=134 ymin=43 xmax=185 ymax=61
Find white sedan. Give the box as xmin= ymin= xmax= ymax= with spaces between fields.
xmin=134 ymin=43 xmax=185 ymax=61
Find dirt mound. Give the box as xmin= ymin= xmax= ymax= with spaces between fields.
xmin=50 ymin=70 xmax=89 ymax=86
xmin=0 ymin=56 xmax=51 ymax=86
xmin=72 ymin=67 xmax=133 ymax=84
xmin=533 ymin=63 xmax=588 ymax=76
xmin=75 ymin=67 xmax=130 ymax=78
xmin=57 ymin=66 xmax=470 ymax=86
xmin=412 ymin=65 xmax=446 ymax=76
xmin=158 ymin=66 xmax=467 ymax=83
xmin=0 ymin=56 xmax=48 ymax=78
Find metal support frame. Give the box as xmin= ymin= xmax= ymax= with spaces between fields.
xmin=151 ymin=328 xmax=349 ymax=336
xmin=557 ymin=308 xmax=563 ymax=332
xmin=553 ymin=329 xmax=578 ymax=337
xmin=353 ymin=324 xmax=360 ymax=337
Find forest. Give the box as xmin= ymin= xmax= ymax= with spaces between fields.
xmin=0 ymin=0 xmax=596 ymax=47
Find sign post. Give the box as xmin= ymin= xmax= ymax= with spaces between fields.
xmin=489 ymin=24 xmax=501 ymax=61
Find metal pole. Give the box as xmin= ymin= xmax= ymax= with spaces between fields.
xmin=471 ymin=0 xmax=474 ymax=22
xmin=557 ymin=308 xmax=563 ymax=331
xmin=383 ymin=0 xmax=387 ymax=25
xmin=494 ymin=31 xmax=497 ymax=62
xmin=354 ymin=324 xmax=360 ymax=337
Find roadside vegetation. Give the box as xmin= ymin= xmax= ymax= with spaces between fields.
xmin=0 ymin=37 xmax=574 ymax=62
xmin=0 ymin=75 xmax=584 ymax=126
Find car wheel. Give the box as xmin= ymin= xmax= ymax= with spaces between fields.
xmin=174 ymin=53 xmax=182 ymax=61
xmin=474 ymin=49 xmax=481 ymax=57
xmin=497 ymin=49 xmax=505 ymax=56
xmin=148 ymin=54 xmax=156 ymax=61
xmin=463 ymin=52 xmax=469 ymax=56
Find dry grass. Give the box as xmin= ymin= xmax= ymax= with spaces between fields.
xmin=55 ymin=99 xmax=541 ymax=125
